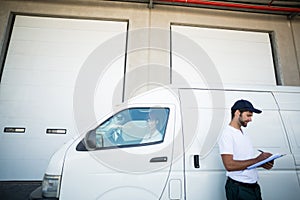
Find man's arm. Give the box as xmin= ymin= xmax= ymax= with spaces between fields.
xmin=221 ymin=152 xmax=273 ymax=171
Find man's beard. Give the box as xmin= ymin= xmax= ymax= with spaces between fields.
xmin=238 ymin=116 xmax=248 ymax=127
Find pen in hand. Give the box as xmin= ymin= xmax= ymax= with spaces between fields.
xmin=258 ymin=150 xmax=273 ymax=163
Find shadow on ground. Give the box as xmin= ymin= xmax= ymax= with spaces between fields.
xmin=0 ymin=181 xmax=42 ymax=200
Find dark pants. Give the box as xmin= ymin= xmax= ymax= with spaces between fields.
xmin=225 ymin=177 xmax=262 ymax=200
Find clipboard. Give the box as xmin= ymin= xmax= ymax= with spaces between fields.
xmin=247 ymin=153 xmax=286 ymax=170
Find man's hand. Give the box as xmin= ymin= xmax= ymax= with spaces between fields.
xmin=261 ymin=161 xmax=274 ymax=170
xmin=256 ymin=152 xmax=274 ymax=170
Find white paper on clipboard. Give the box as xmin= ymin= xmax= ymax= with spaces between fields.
xmin=247 ymin=153 xmax=285 ymax=170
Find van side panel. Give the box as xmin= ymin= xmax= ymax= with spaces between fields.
xmin=59 ymin=104 xmax=177 ymax=200
xmin=273 ymin=92 xmax=300 ymax=165
xmin=179 ymin=89 xmax=226 ymax=199
xmin=273 ymin=92 xmax=300 ymax=189
xmin=179 ymin=89 xmax=300 ymax=200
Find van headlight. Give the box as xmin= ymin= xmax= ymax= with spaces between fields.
xmin=42 ymin=174 xmax=61 ymax=198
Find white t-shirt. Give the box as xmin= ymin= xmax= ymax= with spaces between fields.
xmin=218 ymin=125 xmax=258 ymax=183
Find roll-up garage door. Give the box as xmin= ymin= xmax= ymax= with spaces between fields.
xmin=0 ymin=15 xmax=127 ymax=180
xmin=171 ymin=25 xmax=277 ymax=87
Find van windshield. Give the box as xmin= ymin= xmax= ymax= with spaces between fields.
xmin=83 ymin=107 xmax=170 ymax=150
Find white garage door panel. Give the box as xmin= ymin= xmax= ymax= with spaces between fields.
xmin=0 ymin=95 xmax=73 ymax=121
xmin=11 ymin=26 xmax=121 ymax=42
xmin=4 ymin=54 xmax=81 ymax=72
xmin=12 ymin=16 xmax=124 ymax=39
xmin=0 ymin=85 xmax=73 ymax=103
xmin=0 ymin=15 xmax=127 ymax=180
xmin=2 ymin=69 xmax=76 ymax=86
xmin=172 ymin=25 xmax=276 ymax=86
xmin=15 ymin=15 xmax=124 ymax=31
xmin=7 ymin=40 xmax=89 ymax=58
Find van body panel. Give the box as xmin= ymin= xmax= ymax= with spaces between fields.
xmin=33 ymin=86 xmax=300 ymax=200
xmin=60 ymin=148 xmax=171 ymax=199
xmin=59 ymin=103 xmax=178 ymax=199
xmin=274 ymin=91 xmax=300 ymax=166
xmin=273 ymin=91 xmax=300 ymax=187
xmin=179 ymin=88 xmax=300 ymax=200
xmin=273 ymin=92 xmax=300 ymax=111
xmin=259 ymin=171 xmax=300 ymax=199
xmin=274 ymin=92 xmax=300 ymax=165
xmin=46 ymin=139 xmax=75 ymax=175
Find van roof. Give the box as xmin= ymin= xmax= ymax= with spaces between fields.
xmin=174 ymin=84 xmax=300 ymax=93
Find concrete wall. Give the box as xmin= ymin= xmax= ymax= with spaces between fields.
xmin=0 ymin=0 xmax=299 ymax=86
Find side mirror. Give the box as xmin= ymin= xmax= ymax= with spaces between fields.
xmin=84 ymin=130 xmax=103 ymax=150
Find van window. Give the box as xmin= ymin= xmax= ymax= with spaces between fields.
xmin=82 ymin=107 xmax=170 ymax=150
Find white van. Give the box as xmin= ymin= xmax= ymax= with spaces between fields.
xmin=30 ymin=86 xmax=300 ymax=200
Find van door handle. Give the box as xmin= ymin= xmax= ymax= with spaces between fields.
xmin=194 ymin=155 xmax=200 ymax=168
xmin=150 ymin=156 xmax=168 ymax=163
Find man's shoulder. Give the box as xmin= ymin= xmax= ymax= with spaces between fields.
xmin=222 ymin=125 xmax=234 ymax=134
xmin=219 ymin=125 xmax=233 ymax=142
xmin=220 ymin=125 xmax=239 ymax=141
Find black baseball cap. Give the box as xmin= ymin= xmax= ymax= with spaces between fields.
xmin=231 ymin=99 xmax=262 ymax=114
